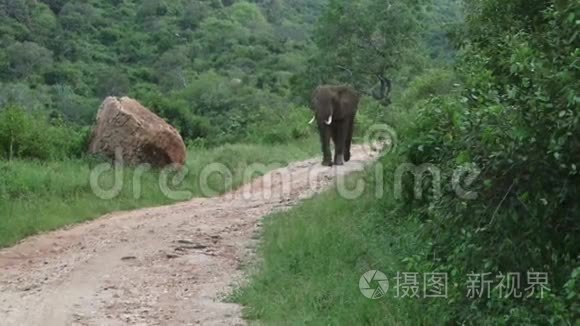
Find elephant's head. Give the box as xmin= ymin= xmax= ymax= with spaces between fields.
xmin=309 ymin=85 xmax=354 ymax=127
xmin=308 ymin=72 xmax=390 ymax=126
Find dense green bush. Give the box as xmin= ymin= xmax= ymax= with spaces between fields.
xmin=394 ymin=68 xmax=459 ymax=112
xmin=0 ymin=106 xmax=87 ymax=160
xmin=397 ymin=0 xmax=579 ymax=323
xmin=246 ymin=105 xmax=312 ymax=144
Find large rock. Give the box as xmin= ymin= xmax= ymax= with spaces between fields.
xmin=88 ymin=97 xmax=186 ymax=167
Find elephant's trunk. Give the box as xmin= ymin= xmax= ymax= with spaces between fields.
xmin=322 ymin=102 xmax=334 ymax=125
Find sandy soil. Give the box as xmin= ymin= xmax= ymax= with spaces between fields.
xmin=0 ymin=144 xmax=381 ymax=325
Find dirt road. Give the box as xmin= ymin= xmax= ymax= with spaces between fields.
xmin=0 ymin=145 xmax=381 ymax=325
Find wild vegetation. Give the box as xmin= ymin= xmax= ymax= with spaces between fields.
xmin=0 ymin=0 xmax=328 ymax=156
xmin=0 ymin=0 xmax=328 ymax=245
xmin=235 ymin=0 xmax=579 ymax=324
xmin=0 ymin=0 xmax=578 ymax=324
xmin=403 ymin=0 xmax=579 ymax=322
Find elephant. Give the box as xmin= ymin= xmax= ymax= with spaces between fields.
xmin=309 ymin=85 xmax=361 ymax=166
xmin=309 ymin=75 xmax=390 ymax=166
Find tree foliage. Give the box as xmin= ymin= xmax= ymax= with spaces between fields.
xmin=290 ymin=0 xmax=433 ymax=104
xmin=399 ymin=0 xmax=579 ymax=323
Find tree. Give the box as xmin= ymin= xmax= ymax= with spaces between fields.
xmin=180 ymin=0 xmax=210 ymax=29
xmin=0 ymin=0 xmax=29 ymax=23
xmin=5 ymin=41 xmax=53 ymax=80
xmin=195 ymin=16 xmax=248 ymax=56
xmin=95 ymin=68 xmax=131 ymax=98
xmin=255 ymin=0 xmax=283 ymax=23
xmin=58 ymin=2 xmax=97 ymax=33
xmin=39 ymin=0 xmax=67 ymax=14
xmin=155 ymin=47 xmax=191 ymax=91
xmin=28 ymin=3 xmax=58 ymax=41
xmin=226 ymin=2 xmax=270 ymax=34
xmin=138 ymin=0 xmax=169 ymax=18
xmin=310 ymin=0 xmax=428 ymax=94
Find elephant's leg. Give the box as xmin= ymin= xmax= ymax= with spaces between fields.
xmin=330 ymin=124 xmax=340 ymax=165
xmin=344 ymin=115 xmax=355 ymax=162
xmin=318 ymin=124 xmax=333 ymax=166
xmin=332 ymin=120 xmax=348 ymax=166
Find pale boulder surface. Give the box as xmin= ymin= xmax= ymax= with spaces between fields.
xmin=88 ymin=97 xmax=186 ymax=166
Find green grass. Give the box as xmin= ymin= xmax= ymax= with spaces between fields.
xmin=0 ymin=139 xmax=319 ymax=248
xmin=232 ymin=164 xmax=444 ymax=325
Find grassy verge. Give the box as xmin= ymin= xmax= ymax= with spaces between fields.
xmin=0 ymin=139 xmax=318 ymax=248
xmin=232 ymin=161 xmax=444 ymax=325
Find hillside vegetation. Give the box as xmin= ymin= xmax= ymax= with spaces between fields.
xmin=0 ymin=0 xmax=328 ymax=245
xmin=0 ymin=0 xmax=326 ymax=158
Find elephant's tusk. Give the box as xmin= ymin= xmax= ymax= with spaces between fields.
xmin=324 ymin=115 xmax=333 ymax=125
xmin=308 ymin=116 xmax=316 ymax=125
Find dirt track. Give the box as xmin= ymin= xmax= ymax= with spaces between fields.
xmin=0 ymin=144 xmax=381 ymax=325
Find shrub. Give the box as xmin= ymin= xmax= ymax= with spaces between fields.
xmin=0 ymin=106 xmax=86 ymax=160
xmin=396 ymin=1 xmax=579 ymax=323
xmin=246 ymin=106 xmax=313 ymax=145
